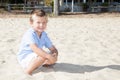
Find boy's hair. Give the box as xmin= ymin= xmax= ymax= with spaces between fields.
xmin=30 ymin=9 xmax=47 ymax=22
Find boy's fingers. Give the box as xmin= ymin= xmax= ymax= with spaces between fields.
xmin=53 ymin=53 xmax=58 ymax=56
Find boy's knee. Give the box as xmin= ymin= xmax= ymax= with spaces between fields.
xmin=49 ymin=59 xmax=57 ymax=65
xmin=36 ymin=56 xmax=46 ymax=63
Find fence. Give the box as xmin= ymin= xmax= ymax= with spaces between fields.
xmin=7 ymin=4 xmax=52 ymax=13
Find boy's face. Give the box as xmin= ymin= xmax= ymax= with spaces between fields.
xmin=30 ymin=15 xmax=47 ymax=33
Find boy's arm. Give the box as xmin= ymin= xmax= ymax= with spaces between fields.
xmin=30 ymin=43 xmax=54 ymax=60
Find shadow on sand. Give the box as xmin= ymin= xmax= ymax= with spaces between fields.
xmin=33 ymin=63 xmax=120 ymax=74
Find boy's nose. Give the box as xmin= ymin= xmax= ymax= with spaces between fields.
xmin=39 ymin=23 xmax=43 ymax=27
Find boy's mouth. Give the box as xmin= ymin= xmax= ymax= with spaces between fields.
xmin=38 ymin=28 xmax=44 ymax=31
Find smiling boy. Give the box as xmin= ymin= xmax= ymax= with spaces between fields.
xmin=17 ymin=9 xmax=58 ymax=75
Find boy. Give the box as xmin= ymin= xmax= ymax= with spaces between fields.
xmin=17 ymin=9 xmax=58 ymax=75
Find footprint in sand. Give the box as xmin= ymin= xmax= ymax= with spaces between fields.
xmin=10 ymin=49 xmax=15 ymax=54
xmin=6 ymin=39 xmax=15 ymax=42
xmin=1 ymin=60 xmax=6 ymax=64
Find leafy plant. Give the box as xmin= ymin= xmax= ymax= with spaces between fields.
xmin=82 ymin=3 xmax=89 ymax=11
xmin=45 ymin=0 xmax=52 ymax=6
xmin=101 ymin=3 xmax=109 ymax=6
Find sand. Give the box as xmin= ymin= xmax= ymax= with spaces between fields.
xmin=0 ymin=15 xmax=120 ymax=80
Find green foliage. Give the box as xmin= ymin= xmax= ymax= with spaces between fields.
xmin=101 ymin=3 xmax=109 ymax=6
xmin=45 ymin=0 xmax=53 ymax=6
xmin=82 ymin=3 xmax=89 ymax=11
xmin=82 ymin=3 xmax=89 ymax=9
xmin=45 ymin=0 xmax=54 ymax=11
xmin=50 ymin=0 xmax=54 ymax=11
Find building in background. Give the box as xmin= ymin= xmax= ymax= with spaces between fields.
xmin=0 ymin=0 xmax=120 ymax=13
xmin=59 ymin=0 xmax=120 ymax=12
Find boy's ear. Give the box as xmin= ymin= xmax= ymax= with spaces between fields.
xmin=30 ymin=21 xmax=33 ymax=25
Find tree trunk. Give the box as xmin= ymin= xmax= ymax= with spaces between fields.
xmin=78 ymin=0 xmax=80 ymax=4
xmin=0 ymin=0 xmax=2 ymax=6
xmin=54 ymin=0 xmax=59 ymax=16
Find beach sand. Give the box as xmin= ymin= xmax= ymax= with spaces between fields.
xmin=0 ymin=14 xmax=120 ymax=80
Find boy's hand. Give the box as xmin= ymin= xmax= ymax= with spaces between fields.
xmin=52 ymin=53 xmax=58 ymax=57
xmin=49 ymin=46 xmax=58 ymax=57
xmin=46 ymin=54 xmax=57 ymax=64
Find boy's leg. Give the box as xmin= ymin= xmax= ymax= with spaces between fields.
xmin=25 ymin=56 xmax=46 ymax=75
xmin=43 ymin=56 xmax=57 ymax=66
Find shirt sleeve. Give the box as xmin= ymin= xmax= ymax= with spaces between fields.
xmin=44 ymin=33 xmax=53 ymax=48
xmin=23 ymin=32 xmax=36 ymax=46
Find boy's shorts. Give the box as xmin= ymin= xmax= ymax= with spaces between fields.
xmin=19 ymin=53 xmax=38 ymax=69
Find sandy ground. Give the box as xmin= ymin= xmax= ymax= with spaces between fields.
xmin=0 ymin=14 xmax=120 ymax=80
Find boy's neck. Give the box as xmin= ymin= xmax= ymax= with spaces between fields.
xmin=36 ymin=31 xmax=42 ymax=38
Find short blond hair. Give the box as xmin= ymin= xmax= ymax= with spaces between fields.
xmin=30 ymin=9 xmax=47 ymax=22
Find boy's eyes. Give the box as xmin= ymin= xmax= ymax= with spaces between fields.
xmin=37 ymin=22 xmax=46 ymax=24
